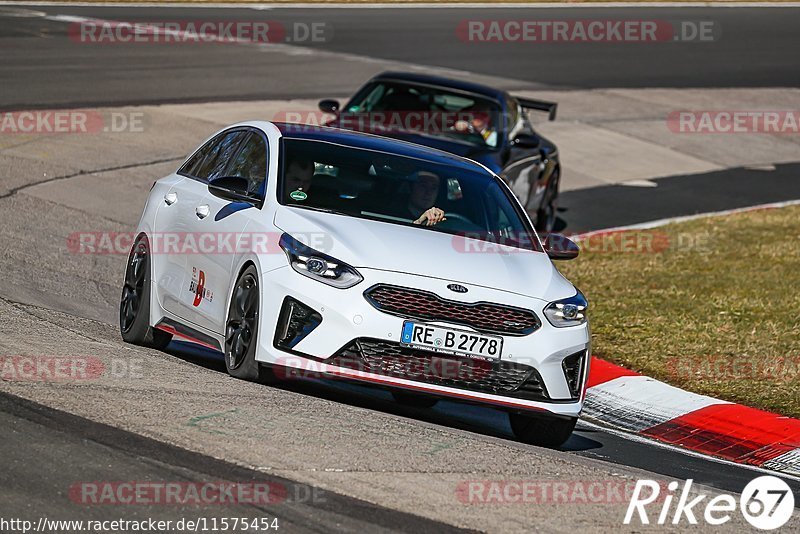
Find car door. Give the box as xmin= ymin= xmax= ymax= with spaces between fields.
xmin=186 ymin=129 xmax=269 ymax=334
xmin=157 ymin=128 xmax=249 ymax=325
xmin=500 ymin=98 xmax=544 ymax=211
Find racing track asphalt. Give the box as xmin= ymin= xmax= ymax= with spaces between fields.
xmin=556 ymin=161 xmax=800 ymax=234
xmin=1 ymin=4 xmax=800 ymax=109
xmin=0 ymin=391 xmax=471 ymax=534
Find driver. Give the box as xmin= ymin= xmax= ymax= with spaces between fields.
xmin=453 ymin=100 xmax=498 ymax=147
xmin=407 ymin=171 xmax=446 ymax=226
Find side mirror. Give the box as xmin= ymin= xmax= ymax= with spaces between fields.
xmin=542 ymin=233 xmax=579 ymax=261
xmin=208 ymin=176 xmax=259 ymax=205
xmin=512 ymin=133 xmax=541 ymax=149
xmin=318 ymin=99 xmax=340 ymax=113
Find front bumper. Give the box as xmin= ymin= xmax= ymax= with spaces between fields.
xmin=257 ymin=266 xmax=590 ymax=417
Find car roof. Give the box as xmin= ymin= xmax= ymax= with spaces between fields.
xmin=273 ymin=122 xmax=492 ymax=174
xmin=368 ymin=71 xmax=509 ymax=104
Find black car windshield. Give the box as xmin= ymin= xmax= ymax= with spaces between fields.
xmin=341 ymin=82 xmax=502 ymax=148
xmin=279 ymin=138 xmax=541 ymax=252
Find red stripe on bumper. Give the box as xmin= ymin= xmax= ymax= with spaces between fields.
xmin=322 ymin=367 xmax=555 ymax=414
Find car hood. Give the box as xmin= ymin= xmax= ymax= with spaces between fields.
xmin=273 ymin=207 xmax=575 ymax=302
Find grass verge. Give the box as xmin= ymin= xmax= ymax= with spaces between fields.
xmin=557 ymin=204 xmax=800 ymax=418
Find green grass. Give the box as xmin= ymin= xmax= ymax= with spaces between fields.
xmin=557 ymin=205 xmax=800 ymax=418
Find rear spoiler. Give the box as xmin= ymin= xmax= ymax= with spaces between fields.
xmin=516 ymin=97 xmax=558 ymax=121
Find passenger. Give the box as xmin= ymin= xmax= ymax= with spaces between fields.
xmin=284 ymin=159 xmax=314 ymax=200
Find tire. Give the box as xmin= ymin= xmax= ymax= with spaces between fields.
xmin=509 ymin=413 xmax=577 ymax=448
xmin=224 ymin=265 xmax=275 ymax=384
xmin=119 ymin=236 xmax=172 ymax=350
xmin=391 ymin=390 xmax=439 ymax=408
xmin=535 ymin=168 xmax=559 ymax=233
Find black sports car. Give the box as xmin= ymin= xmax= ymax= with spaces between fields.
xmin=318 ymin=71 xmax=561 ymax=232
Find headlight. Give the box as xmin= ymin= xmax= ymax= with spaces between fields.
xmin=279 ymin=233 xmax=363 ymax=289
xmin=544 ymin=291 xmax=588 ymax=328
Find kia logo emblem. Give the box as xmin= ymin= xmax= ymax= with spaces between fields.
xmin=447 ymin=283 xmax=468 ymax=293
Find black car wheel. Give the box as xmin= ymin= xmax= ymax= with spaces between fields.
xmin=509 ymin=412 xmax=576 ymax=448
xmin=119 ymin=236 xmax=172 ymax=349
xmin=225 ymin=265 xmax=274 ymax=383
xmin=536 ymin=168 xmax=559 ymax=233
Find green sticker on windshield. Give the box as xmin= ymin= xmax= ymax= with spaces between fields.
xmin=290 ymin=190 xmax=308 ymax=201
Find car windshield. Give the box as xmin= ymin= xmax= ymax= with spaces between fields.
xmin=342 ymin=82 xmax=502 ymax=148
xmin=279 ymin=138 xmax=541 ymax=252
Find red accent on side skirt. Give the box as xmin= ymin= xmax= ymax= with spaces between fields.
xmin=154 ymin=324 xmax=219 ymax=352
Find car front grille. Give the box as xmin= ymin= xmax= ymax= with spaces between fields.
xmin=328 ymin=338 xmax=550 ymax=401
xmin=363 ymin=284 xmax=541 ymax=336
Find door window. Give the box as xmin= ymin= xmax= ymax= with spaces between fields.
xmin=225 ymin=132 xmax=268 ymax=197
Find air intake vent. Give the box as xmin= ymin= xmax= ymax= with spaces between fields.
xmin=562 ymin=351 xmax=586 ymax=399
xmin=274 ymin=297 xmax=322 ymax=350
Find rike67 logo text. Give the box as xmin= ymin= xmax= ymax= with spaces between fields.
xmin=625 ymin=476 xmax=794 ymax=530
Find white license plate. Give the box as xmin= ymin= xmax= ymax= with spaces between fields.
xmin=400 ymin=321 xmax=502 ymax=360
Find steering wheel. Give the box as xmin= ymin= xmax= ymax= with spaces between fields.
xmin=439 ymin=212 xmax=475 ymax=228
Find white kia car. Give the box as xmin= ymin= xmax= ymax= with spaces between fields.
xmin=120 ymin=121 xmax=590 ymax=447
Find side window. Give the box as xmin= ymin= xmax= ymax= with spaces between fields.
xmin=506 ymin=97 xmax=530 ymax=138
xmin=180 ymin=135 xmax=219 ymax=178
xmin=180 ymin=130 xmax=248 ymax=183
xmin=198 ymin=131 xmax=248 ymax=182
xmin=352 ymin=83 xmax=386 ymax=112
xmin=226 ymin=132 xmax=268 ymax=197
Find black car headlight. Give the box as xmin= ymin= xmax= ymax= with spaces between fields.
xmin=279 ymin=233 xmax=363 ymax=289
xmin=544 ymin=291 xmax=588 ymax=328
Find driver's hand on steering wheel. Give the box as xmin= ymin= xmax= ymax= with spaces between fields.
xmin=452 ymin=120 xmax=475 ymax=134
xmin=414 ymin=207 xmax=446 ymax=226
